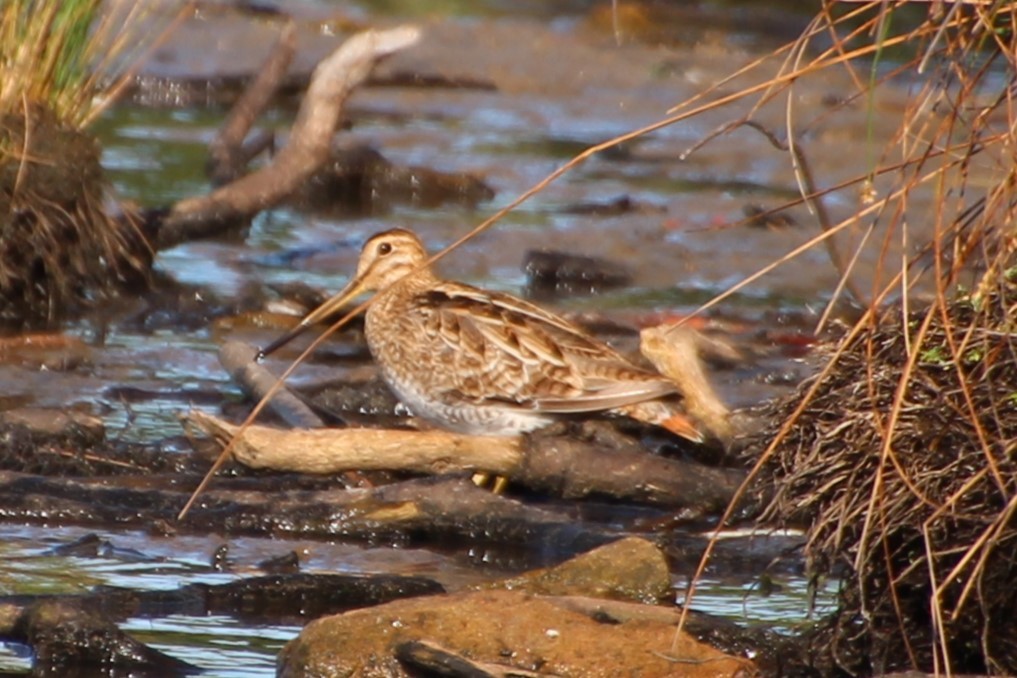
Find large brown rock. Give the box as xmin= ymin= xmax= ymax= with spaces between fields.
xmin=278 ymin=588 xmax=753 ymax=677
xmin=279 ymin=538 xmax=753 ymax=677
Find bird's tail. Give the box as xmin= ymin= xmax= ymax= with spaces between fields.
xmin=616 ymin=401 xmax=704 ymax=443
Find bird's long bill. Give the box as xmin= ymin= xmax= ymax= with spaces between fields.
xmin=257 ymin=275 xmax=367 ymax=359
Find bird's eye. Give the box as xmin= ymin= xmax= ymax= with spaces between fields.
xmin=377 ymin=242 xmax=392 ymax=256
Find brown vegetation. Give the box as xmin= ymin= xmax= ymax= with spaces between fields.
xmin=0 ymin=104 xmax=150 ymax=324
xmin=759 ymin=273 xmax=1017 ymax=673
xmin=726 ymin=2 xmax=1017 ymax=674
xmin=0 ymin=0 xmax=157 ymax=325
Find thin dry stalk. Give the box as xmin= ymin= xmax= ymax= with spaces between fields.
xmin=178 ymin=4 xmax=1017 ymax=672
xmin=661 ymin=2 xmax=1017 ymax=673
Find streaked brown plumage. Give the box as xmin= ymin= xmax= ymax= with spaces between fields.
xmin=260 ymin=229 xmax=702 ymax=441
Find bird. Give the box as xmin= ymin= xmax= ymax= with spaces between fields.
xmin=259 ymin=228 xmax=703 ymax=442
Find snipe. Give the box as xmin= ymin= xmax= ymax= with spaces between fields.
xmin=260 ymin=229 xmax=703 ymax=442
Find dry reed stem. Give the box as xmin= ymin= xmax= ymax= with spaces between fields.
xmin=175 ymin=4 xmax=1017 ymax=670
xmin=668 ymin=3 xmax=1017 ymax=671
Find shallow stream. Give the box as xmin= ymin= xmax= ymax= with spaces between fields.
xmin=0 ymin=1 xmax=935 ymax=674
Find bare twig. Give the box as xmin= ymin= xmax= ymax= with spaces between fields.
xmin=217 ymin=341 xmax=323 ymax=429
xmin=156 ymin=25 xmax=420 ymax=250
xmin=185 ymin=410 xmax=521 ymax=477
xmin=207 ymin=22 xmax=296 ymax=185
xmin=184 ymin=410 xmax=744 ymax=511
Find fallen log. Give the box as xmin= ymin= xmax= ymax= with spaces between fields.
xmin=218 ymin=340 xmax=325 ymax=429
xmin=0 ymin=470 xmax=615 ymax=551
xmin=187 ymin=409 xmax=522 ymax=476
xmin=185 ymin=410 xmax=744 ymax=513
xmin=156 ymin=25 xmax=420 ymax=249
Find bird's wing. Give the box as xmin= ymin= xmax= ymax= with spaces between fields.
xmin=531 ymin=377 xmax=679 ymax=413
xmin=416 ymin=283 xmax=679 ymax=412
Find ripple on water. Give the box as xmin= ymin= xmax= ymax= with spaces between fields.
xmin=125 ymin=615 xmax=298 ymax=678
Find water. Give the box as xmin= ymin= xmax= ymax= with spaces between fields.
xmin=0 ymin=1 xmax=918 ymax=673
xmin=0 ymin=525 xmax=834 ymax=676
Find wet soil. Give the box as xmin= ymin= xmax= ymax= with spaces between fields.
xmin=0 ymin=0 xmax=949 ymax=674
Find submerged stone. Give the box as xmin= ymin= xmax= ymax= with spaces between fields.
xmin=485 ymin=536 xmax=671 ymax=604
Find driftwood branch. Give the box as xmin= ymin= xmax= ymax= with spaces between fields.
xmin=207 ymin=22 xmax=297 ymax=185
xmin=185 ymin=409 xmax=743 ymax=513
xmin=187 ymin=410 xmax=523 ymax=476
xmin=217 ymin=340 xmax=324 ymax=428
xmin=156 ymin=25 xmax=420 ymax=250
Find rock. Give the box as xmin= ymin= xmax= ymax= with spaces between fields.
xmin=486 ymin=536 xmax=670 ymax=603
xmin=11 ymin=599 xmax=198 ymax=676
xmin=523 ymin=249 xmax=632 ymax=299
xmin=278 ymin=589 xmax=753 ymax=678
xmin=0 ymin=407 xmax=103 ymax=438
xmin=279 ymin=537 xmax=754 ymax=677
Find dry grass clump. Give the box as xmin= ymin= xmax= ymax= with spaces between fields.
xmin=737 ymin=0 xmax=1017 ymax=670
xmin=0 ymin=104 xmax=150 ymax=324
xmin=654 ymin=0 xmax=1017 ymax=673
xmin=759 ymin=264 xmax=1017 ymax=673
xmin=0 ymin=0 xmax=159 ymax=325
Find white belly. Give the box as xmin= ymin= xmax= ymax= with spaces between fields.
xmin=380 ymin=365 xmax=553 ymax=436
